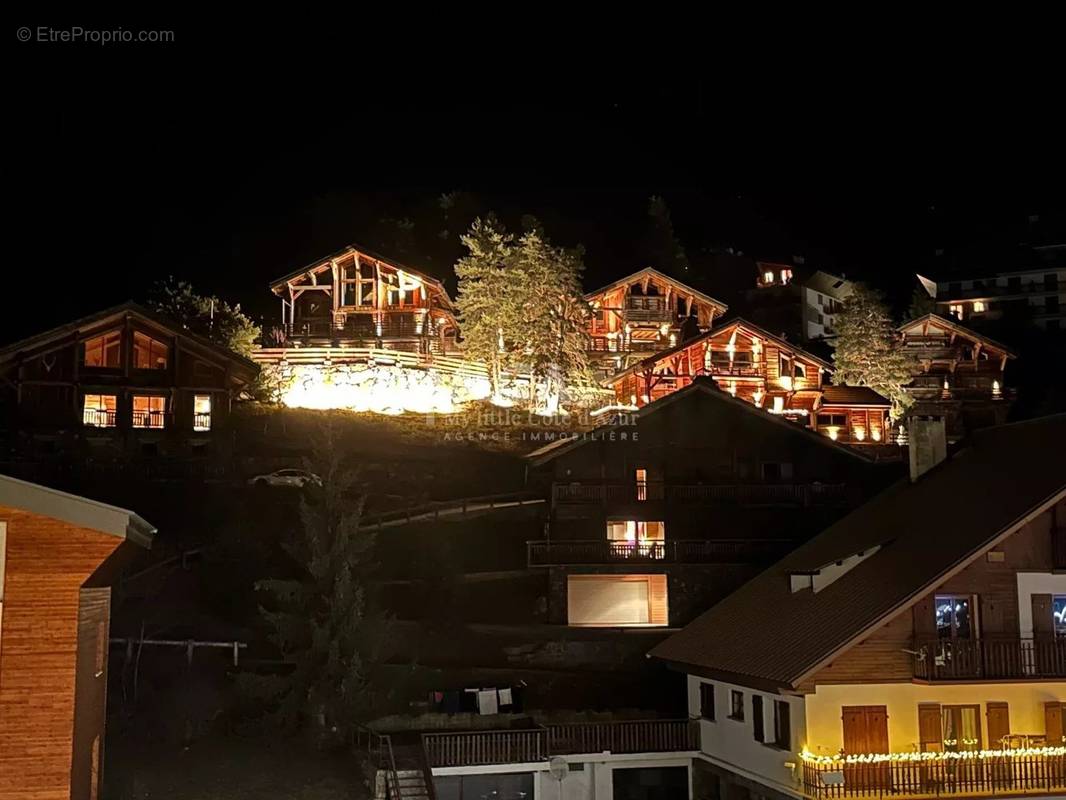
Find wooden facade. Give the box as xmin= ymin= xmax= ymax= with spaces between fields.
xmin=899 ymin=314 xmax=1017 ymax=441
xmin=607 ymin=319 xmax=891 ymax=445
xmin=584 ymin=268 xmax=727 ymax=377
xmin=271 ymin=244 xmax=459 ymax=355
xmin=0 ymin=478 xmax=153 ymax=800
xmin=0 ymin=303 xmax=258 ymax=458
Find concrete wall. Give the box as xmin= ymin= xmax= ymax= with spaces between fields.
xmin=804 ymin=681 xmax=1066 ymax=756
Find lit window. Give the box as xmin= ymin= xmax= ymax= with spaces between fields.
xmin=936 ymin=594 xmax=973 ymax=639
xmin=132 ymin=395 xmax=166 ymax=429
xmin=972 ymin=301 xmax=987 ymax=313
xmin=82 ymin=331 xmax=122 ymax=368
xmin=949 ymin=303 xmax=965 ymax=319
xmin=193 ymin=394 xmax=212 ymax=431
xmin=1053 ymin=596 xmax=1066 ymax=638
xmin=566 ymin=574 xmax=668 ymax=627
xmin=82 ymin=394 xmax=117 ymax=427
xmin=773 ymin=396 xmax=785 ymax=413
xmin=635 ymin=468 xmax=648 ymax=501
xmin=763 ymin=271 xmax=774 ymax=284
xmin=780 ymin=269 xmax=792 ymax=284
xmin=133 ymin=332 xmax=169 ymax=370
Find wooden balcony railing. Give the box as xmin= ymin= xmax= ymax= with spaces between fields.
xmin=82 ymin=408 xmax=117 ymax=428
xmin=912 ymin=638 xmax=1066 ymax=681
xmin=132 ymin=410 xmax=166 ymax=429
xmin=801 ymin=748 xmax=1066 ymax=798
xmin=422 ymin=720 xmax=697 ymax=768
xmin=552 ymin=482 xmax=849 ymax=507
xmin=527 ymin=538 xmax=790 ymax=566
xmin=624 ymin=297 xmax=673 ymax=323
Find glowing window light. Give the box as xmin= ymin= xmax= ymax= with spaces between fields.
xmin=763 ymin=271 xmax=774 ymax=284
xmin=826 ymin=426 xmax=840 ymax=441
xmin=992 ymin=379 xmax=1002 ymax=398
xmin=871 ymin=429 xmax=882 ymax=442
xmin=659 ymin=323 xmax=670 ymax=336
xmin=972 ymin=300 xmax=987 ymax=313
xmin=669 ymin=333 xmax=677 ymax=346
xmin=773 ymin=396 xmax=785 ymax=413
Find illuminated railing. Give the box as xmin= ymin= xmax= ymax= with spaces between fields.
xmin=800 ymin=747 xmax=1066 ymax=798
xmin=551 ymin=482 xmax=849 ymax=507
xmin=527 ymin=538 xmax=790 ymax=566
xmin=624 ymin=297 xmax=672 ymax=322
xmin=193 ymin=412 xmax=212 ymax=432
xmin=82 ymin=408 xmax=117 ymax=428
xmin=132 ymin=410 xmax=166 ymax=429
xmin=912 ymin=638 xmax=1066 ymax=681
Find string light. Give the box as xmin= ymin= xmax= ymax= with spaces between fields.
xmin=801 ymin=746 xmax=1066 ymax=766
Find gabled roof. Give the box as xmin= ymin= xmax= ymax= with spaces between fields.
xmin=606 ymin=317 xmax=832 ymax=386
xmin=0 ymin=301 xmax=259 ymax=379
xmin=899 ymin=313 xmax=1018 ymax=358
xmin=269 ymin=242 xmax=452 ymax=304
xmin=0 ymin=474 xmax=156 ymax=547
xmin=650 ymin=414 xmax=1066 ymax=690
xmin=527 ymin=376 xmax=873 ymax=466
xmin=820 ymin=384 xmax=891 ymax=408
xmin=802 ymin=270 xmax=853 ymax=298
xmin=584 ymin=268 xmax=728 ymax=314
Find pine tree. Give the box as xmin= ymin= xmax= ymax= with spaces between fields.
xmin=148 ymin=277 xmax=260 ymax=356
xmin=643 ymin=196 xmax=690 ymax=277
xmin=905 ymin=284 xmax=937 ymax=321
xmin=247 ymin=423 xmax=384 ymax=744
xmin=831 ymin=284 xmax=916 ymax=420
xmin=454 ymin=217 xmax=522 ymax=399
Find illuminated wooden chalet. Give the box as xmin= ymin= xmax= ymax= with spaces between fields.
xmin=271 ymin=244 xmax=459 ymax=355
xmin=607 ymin=319 xmax=892 ymax=445
xmin=584 ymin=268 xmax=728 ymax=377
xmin=899 ymin=313 xmax=1017 ymax=440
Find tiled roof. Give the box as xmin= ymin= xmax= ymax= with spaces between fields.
xmin=820 ymin=384 xmax=891 ymax=407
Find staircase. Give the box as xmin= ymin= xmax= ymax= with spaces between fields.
xmin=360 ymin=729 xmax=435 ymax=800
xmin=380 ymin=768 xmax=430 ymax=800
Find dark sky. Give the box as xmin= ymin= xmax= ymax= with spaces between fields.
xmin=10 ymin=24 xmax=1065 ymax=342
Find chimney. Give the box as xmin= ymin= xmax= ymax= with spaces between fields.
xmin=909 ymin=415 xmax=947 ymax=482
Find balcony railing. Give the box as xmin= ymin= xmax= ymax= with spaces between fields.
xmin=192 ymin=412 xmax=212 ymax=432
xmin=527 ymin=538 xmax=790 ymax=566
xmin=801 ymin=748 xmax=1066 ymax=798
xmin=912 ymin=638 xmax=1066 ymax=681
xmin=422 ymin=719 xmax=697 ymax=768
xmin=132 ymin=410 xmax=166 ymax=429
xmin=552 ymin=482 xmax=849 ymax=507
xmin=82 ymin=408 xmax=117 ymax=428
xmin=624 ymin=297 xmax=673 ymax=323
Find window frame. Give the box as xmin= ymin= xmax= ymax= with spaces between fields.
xmin=132 ymin=331 xmax=170 ymax=370
xmin=193 ymin=394 xmax=212 ymax=432
xmin=81 ymin=330 xmax=122 ymax=369
xmin=699 ymin=682 xmax=716 ymax=721
xmin=935 ymin=593 xmax=976 ymax=640
xmin=728 ymin=690 xmax=745 ymax=721
xmin=752 ymin=695 xmax=765 ymax=742
xmin=82 ymin=393 xmax=118 ymax=428
xmin=131 ymin=394 xmax=167 ymax=429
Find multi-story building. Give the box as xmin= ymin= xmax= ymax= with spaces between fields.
xmin=926 ymin=264 xmax=1065 ymax=331
xmin=525 ymin=377 xmax=890 ymax=630
xmin=0 ymin=302 xmax=259 ymax=458
xmin=650 ymin=414 xmax=1066 ymax=800
xmin=584 ymin=268 xmax=728 ymax=378
xmin=749 ymin=264 xmax=854 ymax=343
xmin=899 ymin=313 xmax=1017 ymax=441
xmin=605 ymin=319 xmax=892 ymax=447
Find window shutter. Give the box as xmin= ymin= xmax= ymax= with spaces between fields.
xmin=752 ymin=695 xmax=765 ymax=742
xmin=986 ymin=702 xmax=1010 ymax=748
xmin=1032 ymin=594 xmax=1054 ymax=641
xmin=918 ymin=703 xmax=943 ymax=752
xmin=1046 ymin=702 xmax=1065 ymax=745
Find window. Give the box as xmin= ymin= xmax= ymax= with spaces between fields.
xmin=972 ymin=301 xmax=987 ymax=313
xmin=773 ymin=701 xmax=791 ymax=749
xmin=817 ymin=413 xmax=848 ymax=427
xmin=566 ymin=575 xmax=668 ymax=627
xmin=793 ymin=363 xmax=807 ymax=379
xmin=700 ymin=683 xmax=715 ymax=721
xmin=132 ymin=332 xmax=169 ymax=369
xmin=606 ymin=521 xmax=666 ymax=557
xmin=81 ymin=331 xmax=121 ymax=368
xmin=941 ymin=705 xmax=982 ymax=751
xmin=761 ymin=462 xmax=794 ymax=481
xmin=936 ymin=594 xmax=973 ymax=639
xmin=1054 ymin=596 xmax=1066 ymax=637
xmin=82 ymin=394 xmax=117 ymax=427
xmin=635 ymin=468 xmax=648 ymax=501
xmin=949 ymin=303 xmax=964 ymax=319
xmin=132 ymin=395 xmax=166 ymax=429
xmin=193 ymin=394 xmax=212 ymax=432
xmin=729 ymin=690 xmax=745 ymax=721
xmin=752 ymin=695 xmax=765 ymax=742
xmin=779 ymin=353 xmax=790 ymax=376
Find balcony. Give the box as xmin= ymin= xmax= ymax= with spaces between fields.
xmin=912 ymin=638 xmax=1066 ymax=681
xmin=422 ymin=719 xmax=698 ymax=768
xmin=527 ymin=538 xmax=790 ymax=566
xmin=623 ymin=297 xmax=673 ymax=323
xmin=801 ymin=747 xmax=1066 ymax=798
xmin=551 ymin=481 xmax=850 ymax=508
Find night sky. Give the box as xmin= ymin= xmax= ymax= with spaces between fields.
xmin=11 ymin=26 xmax=1065 ymax=342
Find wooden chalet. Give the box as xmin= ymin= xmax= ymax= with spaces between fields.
xmin=0 ymin=475 xmax=155 ymax=800
xmin=270 ymin=244 xmax=459 ymax=355
xmin=900 ymin=313 xmax=1017 ymax=440
xmin=584 ymin=268 xmax=728 ymax=377
xmin=651 ymin=414 xmax=1066 ymax=800
xmin=606 ymin=318 xmax=892 ymax=445
xmin=0 ymin=302 xmax=259 ymax=457
xmin=525 ymin=378 xmax=889 ymax=630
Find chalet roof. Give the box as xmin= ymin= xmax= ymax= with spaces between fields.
xmin=268 ymin=242 xmax=453 ymax=305
xmin=0 ymin=302 xmax=259 ymax=377
xmin=649 ymin=413 xmax=1066 ymax=690
xmin=605 ymin=317 xmax=832 ymax=386
xmin=0 ymin=301 xmax=260 ymax=380
xmin=584 ymin=267 xmax=728 ymax=313
xmin=820 ymin=384 xmax=891 ymax=408
xmin=526 ymin=376 xmax=873 ymax=466
xmin=900 ymin=313 xmax=1018 ymax=358
xmin=802 ymin=270 xmax=853 ymax=298
xmin=0 ymin=474 xmax=156 ymax=547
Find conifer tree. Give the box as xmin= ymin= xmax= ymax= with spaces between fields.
xmin=643 ymin=196 xmax=690 ymax=277
xmin=831 ymin=284 xmax=916 ymax=420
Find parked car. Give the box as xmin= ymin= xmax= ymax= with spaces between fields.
xmin=248 ymin=469 xmax=321 ymax=489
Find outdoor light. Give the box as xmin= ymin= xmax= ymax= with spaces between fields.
xmin=827 ymin=427 xmax=839 ymax=441
xmin=872 ymin=430 xmax=882 ymax=442
xmin=992 ymin=379 xmax=1002 ymax=398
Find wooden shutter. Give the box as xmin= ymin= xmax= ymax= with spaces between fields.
xmin=648 ymin=575 xmax=669 ymax=626
xmin=841 ymin=707 xmax=867 ymax=754
xmin=918 ymin=703 xmax=943 ymax=752
xmin=866 ymin=706 xmax=889 ymax=752
xmin=986 ymin=702 xmax=1010 ymax=748
xmin=1046 ymin=702 xmax=1065 ymax=745
xmin=1032 ymin=594 xmax=1054 ymax=641
xmin=913 ymin=595 xmax=937 ymax=639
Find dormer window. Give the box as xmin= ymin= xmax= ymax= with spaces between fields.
xmin=81 ymin=331 xmax=121 ymax=368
